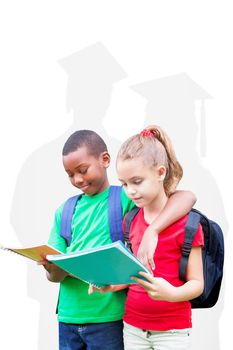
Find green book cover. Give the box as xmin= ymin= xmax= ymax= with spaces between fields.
xmin=46 ymin=240 xmax=149 ymax=287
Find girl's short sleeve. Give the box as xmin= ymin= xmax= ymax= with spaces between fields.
xmin=192 ymin=224 xmax=204 ymax=247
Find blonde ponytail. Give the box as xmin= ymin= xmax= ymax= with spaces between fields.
xmin=147 ymin=125 xmax=183 ymax=196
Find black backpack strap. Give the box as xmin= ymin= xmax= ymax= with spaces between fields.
xmin=124 ymin=207 xmax=140 ymax=251
xmin=60 ymin=194 xmax=83 ymax=246
xmin=179 ymin=210 xmax=201 ymax=281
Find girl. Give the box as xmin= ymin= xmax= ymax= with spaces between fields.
xmin=116 ymin=125 xmax=204 ymax=350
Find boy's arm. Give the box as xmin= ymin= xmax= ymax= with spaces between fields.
xmin=38 ymin=259 xmax=69 ymax=282
xmin=138 ymin=190 xmax=196 ymax=271
xmin=40 ymin=204 xmax=68 ymax=283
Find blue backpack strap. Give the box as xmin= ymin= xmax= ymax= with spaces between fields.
xmin=60 ymin=194 xmax=83 ymax=246
xmin=179 ymin=210 xmax=201 ymax=281
xmin=108 ymin=185 xmax=124 ymax=243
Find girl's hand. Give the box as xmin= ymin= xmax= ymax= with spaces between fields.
xmin=131 ymin=272 xmax=176 ymax=302
xmin=136 ymin=226 xmax=158 ymax=272
xmin=133 ymin=246 xmax=204 ymax=302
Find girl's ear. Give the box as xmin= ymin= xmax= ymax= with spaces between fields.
xmin=157 ymin=165 xmax=167 ymax=181
xmin=100 ymin=151 xmax=111 ymax=168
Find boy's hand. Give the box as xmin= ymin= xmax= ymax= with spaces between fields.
xmin=137 ymin=226 xmax=158 ymax=272
xmin=88 ymin=284 xmax=115 ymax=294
xmin=37 ymin=258 xmax=53 ymax=272
xmin=88 ymin=284 xmax=128 ymax=295
xmin=37 ymin=259 xmax=68 ymax=282
xmin=131 ymin=272 xmax=176 ymax=302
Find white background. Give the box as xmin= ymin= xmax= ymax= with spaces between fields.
xmin=0 ymin=1 xmax=232 ymax=349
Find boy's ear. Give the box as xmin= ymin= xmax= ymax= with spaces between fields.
xmin=100 ymin=151 xmax=111 ymax=168
xmin=157 ymin=165 xmax=166 ymax=181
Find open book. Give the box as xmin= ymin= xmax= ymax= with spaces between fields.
xmin=0 ymin=243 xmax=61 ymax=262
xmin=47 ymin=240 xmax=150 ymax=287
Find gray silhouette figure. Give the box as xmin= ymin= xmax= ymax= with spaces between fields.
xmin=10 ymin=42 xmax=127 ymax=350
xmin=58 ymin=42 xmax=127 ymax=182
xmin=131 ymin=72 xmax=228 ymax=350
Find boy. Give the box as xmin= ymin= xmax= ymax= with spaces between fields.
xmin=40 ymin=130 xmax=196 ymax=350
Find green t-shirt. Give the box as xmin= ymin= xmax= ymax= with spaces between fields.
xmin=48 ymin=186 xmax=135 ymax=324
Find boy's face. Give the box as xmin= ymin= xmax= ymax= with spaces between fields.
xmin=63 ymin=146 xmax=110 ymax=196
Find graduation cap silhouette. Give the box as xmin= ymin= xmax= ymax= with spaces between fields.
xmin=131 ymin=73 xmax=212 ymax=156
xmin=59 ymin=42 xmax=127 ymax=115
xmin=59 ymin=42 xmax=127 ymax=84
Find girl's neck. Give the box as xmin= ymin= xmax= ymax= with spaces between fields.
xmin=143 ymin=191 xmax=168 ymax=224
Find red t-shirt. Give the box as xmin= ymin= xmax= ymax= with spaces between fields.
xmin=123 ymin=208 xmax=204 ymax=331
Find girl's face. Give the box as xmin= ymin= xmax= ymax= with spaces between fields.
xmin=63 ymin=146 xmax=110 ymax=196
xmin=117 ymin=157 xmax=166 ymax=208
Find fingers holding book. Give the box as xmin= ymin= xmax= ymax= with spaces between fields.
xmin=88 ymin=283 xmax=129 ymax=295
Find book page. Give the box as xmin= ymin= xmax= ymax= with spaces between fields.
xmin=0 ymin=244 xmax=61 ymax=262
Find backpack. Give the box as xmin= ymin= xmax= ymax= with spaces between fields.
xmin=124 ymin=207 xmax=224 ymax=309
xmin=60 ymin=185 xmax=124 ymax=246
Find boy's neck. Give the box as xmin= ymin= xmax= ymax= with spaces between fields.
xmin=91 ymin=179 xmax=110 ymax=196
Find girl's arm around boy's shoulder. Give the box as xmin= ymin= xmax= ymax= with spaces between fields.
xmin=138 ymin=190 xmax=197 ymax=271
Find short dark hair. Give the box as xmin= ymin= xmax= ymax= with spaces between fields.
xmin=62 ymin=130 xmax=108 ymax=157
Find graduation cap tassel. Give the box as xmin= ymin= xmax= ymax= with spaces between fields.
xmin=200 ymin=99 xmax=206 ymax=157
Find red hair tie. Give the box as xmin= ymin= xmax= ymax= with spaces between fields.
xmin=140 ymin=129 xmax=155 ymax=138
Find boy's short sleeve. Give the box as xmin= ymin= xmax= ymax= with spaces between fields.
xmin=48 ymin=203 xmax=67 ymax=253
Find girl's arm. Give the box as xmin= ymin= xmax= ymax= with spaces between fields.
xmin=131 ymin=246 xmax=204 ymax=302
xmin=138 ymin=190 xmax=196 ymax=271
